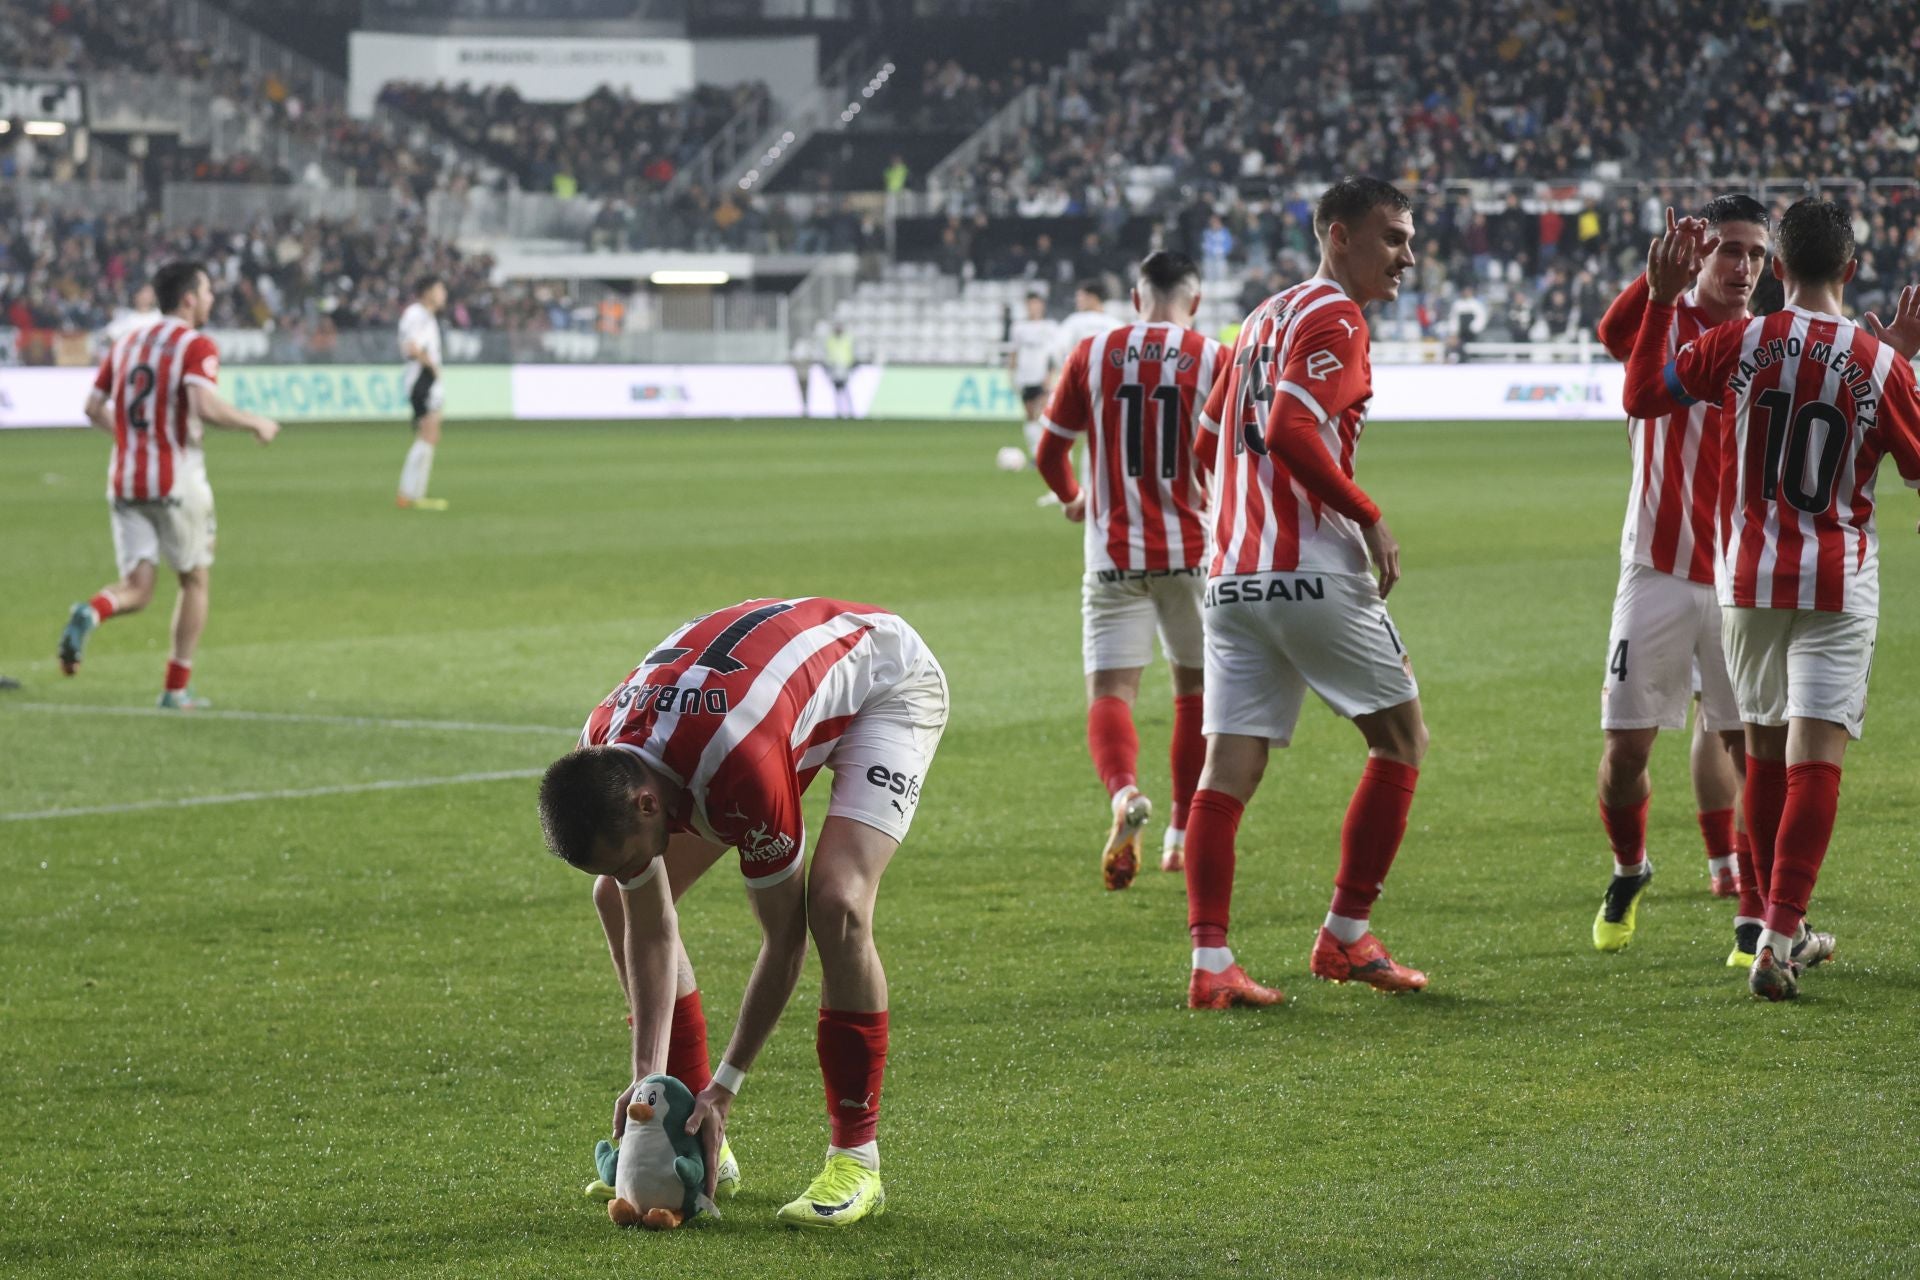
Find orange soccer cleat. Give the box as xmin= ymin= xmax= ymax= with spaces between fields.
xmin=1309 ymin=928 xmax=1428 ymax=993
xmin=1188 ymin=962 xmax=1286 ymax=1009
xmin=1100 ymin=785 xmax=1151 ymax=891
xmin=1710 ymin=864 xmax=1739 ymax=898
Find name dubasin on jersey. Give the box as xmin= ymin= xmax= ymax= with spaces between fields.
xmin=602 ymin=679 xmax=732 ymax=717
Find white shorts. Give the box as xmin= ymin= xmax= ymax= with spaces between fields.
xmin=822 ymin=647 xmax=950 ymax=845
xmin=1720 ymin=607 xmax=1876 ymax=739
xmin=1601 ymin=562 xmax=1741 ymax=732
xmin=1082 ymin=568 xmax=1206 ymax=674
xmin=109 ymin=478 xmax=216 ymax=578
xmin=1201 ymin=570 xmax=1419 ymax=746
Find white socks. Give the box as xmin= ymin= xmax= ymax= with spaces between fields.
xmin=1708 ymin=855 xmax=1734 ymax=876
xmin=1757 ymin=928 xmax=1794 ymax=963
xmin=1192 ymin=945 xmax=1234 ymax=974
xmin=829 ymin=1141 xmax=879 ymax=1172
xmin=1022 ymin=419 xmax=1044 ymax=458
xmin=1323 ymin=913 xmax=1369 ymax=944
xmin=1614 ymin=857 xmax=1648 ymax=879
xmin=399 ymin=440 xmax=435 ymax=500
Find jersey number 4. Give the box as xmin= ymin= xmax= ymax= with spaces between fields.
xmin=1115 ymin=383 xmax=1181 ymax=478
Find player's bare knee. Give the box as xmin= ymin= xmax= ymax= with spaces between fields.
xmin=1600 ymin=731 xmax=1655 ymax=780
xmin=806 ymin=882 xmax=873 ymax=951
xmin=1170 ymin=664 xmax=1204 ymax=698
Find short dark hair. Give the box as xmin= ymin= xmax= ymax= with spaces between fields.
xmin=152 ymin=261 xmax=209 ymax=313
xmin=1076 ymin=278 xmax=1108 ymax=302
xmin=1776 ymin=198 xmax=1855 ymax=285
xmin=1314 ymin=176 xmax=1412 ymax=239
xmin=538 ymin=747 xmax=642 ymax=870
xmin=1699 ymin=193 xmax=1769 ymax=230
xmin=1137 ymin=250 xmax=1200 ymax=297
xmin=415 ymin=273 xmax=445 ymax=297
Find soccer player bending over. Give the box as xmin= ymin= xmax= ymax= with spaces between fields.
xmin=1623 ymin=200 xmax=1920 ymax=999
xmin=1589 ymin=196 xmax=1774 ymax=961
xmin=396 ymin=275 xmax=449 ymax=511
xmin=57 ymin=260 xmax=281 ymax=706
xmin=538 ymin=598 xmax=949 ymax=1223
xmin=1180 ymin=177 xmax=1429 ymax=1008
xmin=1034 ymin=251 xmax=1224 ymax=887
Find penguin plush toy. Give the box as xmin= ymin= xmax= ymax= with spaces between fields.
xmin=588 ymin=1075 xmax=712 ymax=1229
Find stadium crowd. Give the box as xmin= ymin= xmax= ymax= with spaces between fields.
xmin=0 ymin=194 xmax=564 ymax=352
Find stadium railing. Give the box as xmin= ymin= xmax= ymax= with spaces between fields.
xmin=9 ymin=180 xmax=144 ymax=217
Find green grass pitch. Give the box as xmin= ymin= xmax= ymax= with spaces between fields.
xmin=3 ymin=417 xmax=1918 ymax=1278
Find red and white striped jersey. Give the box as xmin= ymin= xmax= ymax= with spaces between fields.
xmin=92 ymin=317 xmax=219 ymax=502
xmin=579 ymin=598 xmax=920 ymax=887
xmin=1662 ymin=305 xmax=1920 ymax=615
xmin=1040 ymin=322 xmax=1224 ymax=572
xmin=1598 ymin=276 xmax=1722 ymax=584
xmin=1198 ymin=278 xmax=1375 ymax=577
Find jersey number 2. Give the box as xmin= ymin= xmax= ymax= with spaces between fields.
xmin=1115 ymin=384 xmax=1181 ymax=478
xmin=126 ymin=364 xmax=158 ymax=433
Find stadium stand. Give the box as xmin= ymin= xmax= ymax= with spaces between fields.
xmin=375 ymin=81 xmax=767 ymax=199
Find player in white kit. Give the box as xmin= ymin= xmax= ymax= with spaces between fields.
xmin=1623 ymin=199 xmax=1920 ymax=999
xmin=396 ymin=275 xmax=448 ymax=512
xmin=1008 ymin=291 xmax=1060 ymax=461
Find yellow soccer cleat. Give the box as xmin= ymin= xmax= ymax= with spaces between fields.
xmin=1593 ymin=863 xmax=1652 ymax=952
xmin=1727 ymin=921 xmax=1760 ymax=969
xmin=714 ymin=1138 xmax=741 ymax=1200
xmin=775 ymin=1153 xmax=885 ymax=1229
xmin=396 ymin=495 xmax=450 ymax=511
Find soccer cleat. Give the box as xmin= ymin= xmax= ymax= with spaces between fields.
xmin=397 ymin=495 xmax=450 ymax=511
xmin=1160 ymin=829 xmax=1184 ymax=873
xmin=1592 ymin=863 xmax=1653 ymax=952
xmin=1309 ymin=929 xmax=1428 ymax=993
xmin=1100 ymin=785 xmax=1151 ymax=891
xmin=157 ymin=688 xmax=212 ymax=710
xmin=775 ymin=1153 xmax=885 ymax=1229
xmin=57 ymin=602 xmax=97 ymax=675
xmin=1709 ymin=865 xmax=1739 ymax=898
xmin=1749 ymin=947 xmax=1800 ymax=1001
xmin=713 ymin=1137 xmax=742 ymax=1200
xmin=1188 ymin=962 xmax=1286 ymax=1009
xmin=1727 ymin=921 xmax=1762 ymax=969
xmin=1791 ymin=922 xmax=1836 ymax=970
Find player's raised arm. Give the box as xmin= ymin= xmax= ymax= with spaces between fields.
xmin=1622 ymin=223 xmax=1725 ymax=420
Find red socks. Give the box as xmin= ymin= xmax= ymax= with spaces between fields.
xmin=818 ymin=1008 xmax=887 ymax=1149
xmin=89 ymin=592 xmax=118 ymax=622
xmin=1599 ymin=794 xmax=1649 ymax=871
xmin=1184 ymin=789 xmax=1244 ymax=947
xmin=1169 ymin=694 xmax=1204 ymax=830
xmin=666 ymin=990 xmax=712 ymax=1095
xmin=1744 ymin=755 xmax=1787 ymax=902
xmin=1086 ymin=696 xmax=1139 ymax=796
xmin=1329 ymin=759 xmax=1420 ymax=920
xmin=164 ymin=660 xmax=192 ymax=692
xmin=1764 ymin=762 xmax=1841 ymax=938
xmin=1733 ymin=830 xmax=1764 ymax=919
xmin=1697 ymin=807 xmax=1734 ymax=863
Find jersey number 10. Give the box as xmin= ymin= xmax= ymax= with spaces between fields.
xmin=1754 ymin=389 xmax=1847 ymax=515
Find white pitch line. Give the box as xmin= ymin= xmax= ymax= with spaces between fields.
xmin=0 ymin=768 xmax=543 ymax=823
xmin=5 ymin=702 xmax=574 ymax=737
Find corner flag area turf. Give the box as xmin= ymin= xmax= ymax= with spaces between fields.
xmin=4 ymin=419 xmax=1918 ymax=1276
